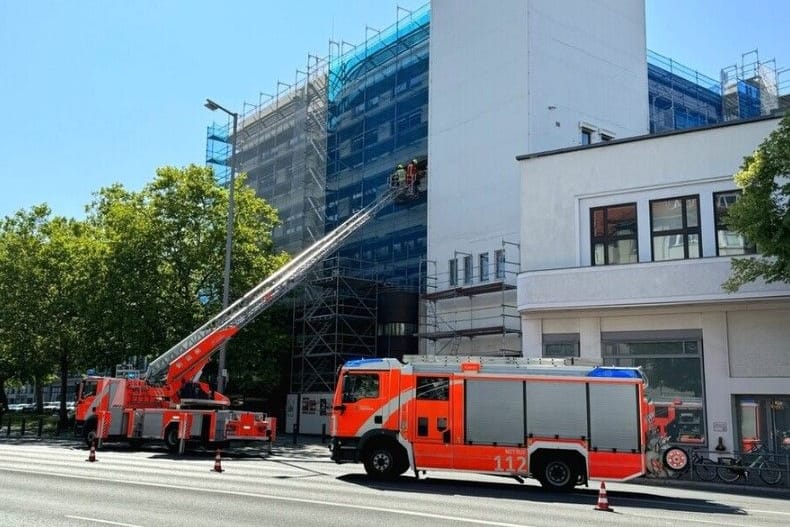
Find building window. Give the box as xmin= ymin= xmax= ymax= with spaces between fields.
xmin=494 ymin=249 xmax=506 ymax=279
xmin=581 ymin=127 xmax=593 ymax=145
xmin=602 ymin=330 xmax=706 ymax=446
xmin=714 ymin=191 xmax=756 ymax=256
xmin=479 ymin=253 xmax=489 ymax=282
xmin=650 ymin=195 xmax=701 ymax=261
xmin=600 ymin=133 xmax=613 ymax=142
xmin=542 ymin=333 xmax=580 ymax=358
xmin=448 ymin=258 xmax=458 ymax=286
xmin=590 ymin=203 xmax=638 ymax=265
xmin=463 ymin=255 xmax=472 ymax=285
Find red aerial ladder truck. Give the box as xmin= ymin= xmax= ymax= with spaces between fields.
xmin=75 ymin=182 xmax=417 ymax=453
xmin=330 ymin=355 xmax=685 ymax=490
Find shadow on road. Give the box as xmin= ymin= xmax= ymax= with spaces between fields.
xmin=337 ymin=473 xmax=746 ymax=516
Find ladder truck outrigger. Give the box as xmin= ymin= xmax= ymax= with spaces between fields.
xmin=75 ymin=179 xmax=420 ymax=454
xmin=329 ymin=355 xmax=688 ymax=490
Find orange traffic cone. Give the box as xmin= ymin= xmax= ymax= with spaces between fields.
xmin=211 ymin=448 xmax=224 ymax=473
xmin=594 ymin=481 xmax=612 ymax=511
xmin=86 ymin=440 xmax=97 ymax=463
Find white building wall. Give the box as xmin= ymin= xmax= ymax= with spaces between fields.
xmin=428 ymin=0 xmax=648 ymax=289
xmin=516 ymin=117 xmax=790 ymax=453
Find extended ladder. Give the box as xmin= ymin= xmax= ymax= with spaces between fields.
xmin=144 ymin=187 xmax=399 ymax=385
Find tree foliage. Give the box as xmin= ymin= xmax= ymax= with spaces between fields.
xmin=0 ymin=164 xmax=290 ymax=411
xmin=723 ymin=114 xmax=790 ymax=292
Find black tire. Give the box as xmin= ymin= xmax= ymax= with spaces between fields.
xmin=363 ymin=443 xmax=399 ymax=479
xmin=757 ymin=461 xmax=783 ymax=486
xmin=717 ymin=465 xmax=741 ymax=483
xmin=83 ymin=419 xmax=98 ymax=448
xmin=164 ymin=424 xmax=180 ymax=453
xmin=692 ymin=459 xmax=718 ymax=481
xmin=537 ymin=458 xmax=577 ymax=491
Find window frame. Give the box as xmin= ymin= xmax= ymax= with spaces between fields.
xmin=479 ymin=252 xmax=489 ymax=282
xmin=494 ymin=249 xmax=506 ymax=279
xmin=590 ymin=202 xmax=639 ymax=266
xmin=713 ymin=190 xmax=757 ymax=256
xmin=649 ymin=194 xmax=701 ymax=261
xmin=463 ymin=254 xmax=472 ymax=285
xmin=448 ymin=258 xmax=458 ymax=287
xmin=581 ymin=127 xmax=593 ymax=145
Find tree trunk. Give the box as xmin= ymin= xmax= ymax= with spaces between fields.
xmin=58 ymin=346 xmax=70 ymax=432
xmin=0 ymin=376 xmax=8 ymax=415
xmin=34 ymin=377 xmax=43 ymax=414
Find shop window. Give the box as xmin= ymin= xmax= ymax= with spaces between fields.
xmin=735 ymin=396 xmax=790 ymax=454
xmin=602 ymin=330 xmax=705 ymax=446
xmin=542 ymin=333 xmax=580 ymax=358
xmin=714 ymin=190 xmax=757 ymax=256
xmin=650 ymin=195 xmax=701 ymax=261
xmin=590 ymin=203 xmax=638 ymax=265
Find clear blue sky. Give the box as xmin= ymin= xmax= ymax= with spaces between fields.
xmin=1 ymin=0 xmax=788 ymax=220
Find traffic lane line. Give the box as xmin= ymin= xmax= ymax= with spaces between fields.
xmin=66 ymin=515 xmax=145 ymax=527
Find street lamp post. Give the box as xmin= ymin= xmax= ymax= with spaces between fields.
xmin=204 ymin=98 xmax=238 ymax=394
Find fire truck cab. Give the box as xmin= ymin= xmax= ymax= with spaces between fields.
xmin=330 ymin=356 xmax=657 ymax=491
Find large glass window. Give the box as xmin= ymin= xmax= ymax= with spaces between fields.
xmin=714 ymin=191 xmax=757 ymax=256
xmin=448 ymin=258 xmax=458 ymax=286
xmin=650 ymin=195 xmax=701 ymax=261
xmin=542 ymin=333 xmax=580 ymax=358
xmin=591 ymin=203 xmax=638 ymax=265
xmin=602 ymin=332 xmax=706 ymax=445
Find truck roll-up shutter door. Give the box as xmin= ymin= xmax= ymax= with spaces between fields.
xmin=526 ymin=381 xmax=587 ymax=440
xmin=588 ymin=383 xmax=640 ymax=452
xmin=465 ymin=379 xmax=524 ymax=446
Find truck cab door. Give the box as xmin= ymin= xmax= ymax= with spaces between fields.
xmin=333 ymin=371 xmax=389 ymax=438
xmin=411 ymin=375 xmax=452 ymax=469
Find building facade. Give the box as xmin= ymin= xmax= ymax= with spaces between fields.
xmin=516 ymin=116 xmax=790 ymax=455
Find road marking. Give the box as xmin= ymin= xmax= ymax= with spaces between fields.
xmin=8 ymin=468 xmax=534 ymax=527
xmin=65 ymin=516 xmax=144 ymax=527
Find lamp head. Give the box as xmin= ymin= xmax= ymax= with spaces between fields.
xmin=204 ymin=99 xmax=220 ymax=111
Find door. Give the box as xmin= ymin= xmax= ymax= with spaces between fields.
xmin=411 ymin=375 xmax=452 ymax=469
xmin=334 ymin=371 xmax=388 ymax=438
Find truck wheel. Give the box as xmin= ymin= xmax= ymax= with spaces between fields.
xmin=164 ymin=425 xmax=180 ymax=453
xmin=538 ymin=458 xmax=577 ymax=491
xmin=363 ymin=443 xmax=398 ymax=479
xmin=83 ymin=419 xmax=98 ymax=448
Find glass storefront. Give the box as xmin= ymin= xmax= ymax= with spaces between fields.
xmin=735 ymin=395 xmax=790 ymax=454
xmin=602 ymin=331 xmax=706 ymax=446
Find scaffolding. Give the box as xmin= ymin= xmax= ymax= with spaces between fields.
xmin=721 ymin=49 xmax=780 ymax=122
xmin=290 ymin=256 xmax=379 ymax=393
xmin=647 ymin=50 xmax=722 ymax=133
xmin=419 ymin=241 xmax=522 ymax=356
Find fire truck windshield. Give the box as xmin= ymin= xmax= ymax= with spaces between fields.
xmin=342 ymin=373 xmax=379 ymax=403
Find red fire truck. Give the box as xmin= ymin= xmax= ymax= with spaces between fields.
xmin=74 ymin=184 xmax=413 ymax=453
xmin=330 ymin=355 xmax=677 ymax=490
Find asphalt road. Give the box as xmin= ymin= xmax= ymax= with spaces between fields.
xmin=1 ymin=438 xmax=789 ymax=527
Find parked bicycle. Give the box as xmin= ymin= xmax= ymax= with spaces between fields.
xmin=662 ymin=447 xmax=717 ymax=481
xmin=716 ymin=442 xmax=783 ymax=486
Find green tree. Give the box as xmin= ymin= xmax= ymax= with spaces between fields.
xmin=87 ymin=165 xmax=289 ymax=396
xmin=723 ymin=114 xmax=790 ymax=292
xmin=0 ymin=206 xmax=101 ymax=420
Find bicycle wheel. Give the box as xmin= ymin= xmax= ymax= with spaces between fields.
xmin=717 ymin=465 xmax=741 ymax=483
xmin=693 ymin=459 xmax=718 ymax=481
xmin=757 ymin=461 xmax=783 ymax=486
